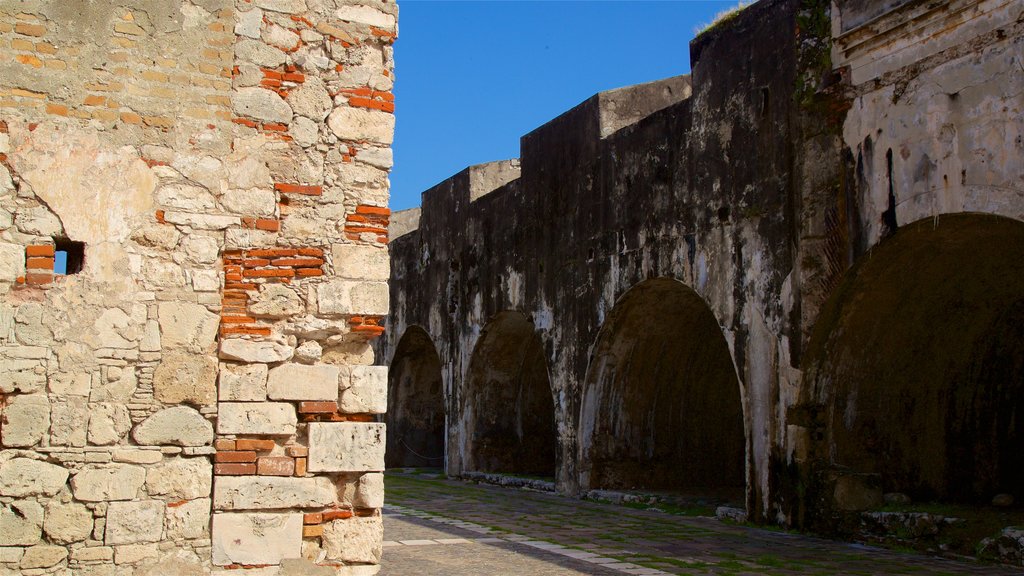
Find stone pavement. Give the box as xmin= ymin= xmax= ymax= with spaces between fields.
xmin=379 ymin=472 xmax=1022 ymax=575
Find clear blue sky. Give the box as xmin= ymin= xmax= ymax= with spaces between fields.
xmin=389 ymin=1 xmax=740 ymax=211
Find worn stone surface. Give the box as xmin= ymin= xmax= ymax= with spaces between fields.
xmin=88 ymin=402 xmax=132 ymax=445
xmin=249 ymin=283 xmax=305 ymax=318
xmin=316 ymin=280 xmax=389 ymax=316
xmin=219 ymin=337 xmax=295 ymax=363
xmin=308 ymin=422 xmax=386 ymax=472
xmin=233 ymin=87 xmax=294 ymax=124
xmin=322 ymin=515 xmax=383 ymax=563
xmin=43 ymin=501 xmax=94 ymax=544
xmin=0 ymin=458 xmax=69 ymax=497
xmin=217 ymin=402 xmax=297 ymax=435
xmin=132 ymin=406 xmax=214 ymax=447
xmin=1 ymin=393 xmax=50 ymax=447
xmin=267 ymin=363 xmax=340 ymax=401
xmin=354 ymin=473 xmax=385 ymax=508
xmin=158 ymin=301 xmax=219 ymax=353
xmin=153 ymin=351 xmax=218 ymax=406
xmin=213 ymin=476 xmax=336 ymax=510
xmin=340 ymin=365 xmax=387 ymax=414
xmin=71 ymin=464 xmax=146 ymax=502
xmin=19 ymin=544 xmax=68 ymax=569
xmin=165 ymin=498 xmax=211 ymax=540
xmin=211 ymin=513 xmax=302 ymax=565
xmin=0 ymin=500 xmax=43 ymax=546
xmin=105 ymin=500 xmax=165 ymax=545
xmin=218 ymin=362 xmax=269 ymax=401
xmin=146 ymin=457 xmax=213 ymax=500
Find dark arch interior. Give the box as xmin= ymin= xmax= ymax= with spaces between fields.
xmin=805 ymin=214 xmax=1024 ymax=504
xmin=580 ymin=278 xmax=745 ymax=497
xmin=386 ymin=327 xmax=446 ymax=468
xmin=464 ymin=312 xmax=556 ymax=477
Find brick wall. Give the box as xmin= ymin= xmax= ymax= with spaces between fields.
xmin=0 ymin=0 xmax=396 ymax=574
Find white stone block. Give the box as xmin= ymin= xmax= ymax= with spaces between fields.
xmin=339 ymin=365 xmax=387 ymax=414
xmin=322 ymin=516 xmax=383 ymax=564
xmin=220 ymin=337 xmax=294 ymax=363
xmin=132 ymin=405 xmax=214 ymax=447
xmin=219 ymin=362 xmax=269 ymax=401
xmin=71 ymin=464 xmax=146 ymax=502
xmin=316 ymin=280 xmax=389 ymax=316
xmin=307 ymin=422 xmax=385 ymax=472
xmin=0 ymin=242 xmax=25 ymax=280
xmin=327 ymin=107 xmax=395 ymax=145
xmin=335 ymin=5 xmax=396 ymax=28
xmin=146 ymin=457 xmax=212 ymax=500
xmin=0 ymin=458 xmax=68 ymax=497
xmin=213 ymin=476 xmax=336 ymax=510
xmin=354 ymin=473 xmax=384 ymax=509
xmin=153 ymin=351 xmax=218 ymax=406
xmin=0 ymin=500 xmax=42 ymax=546
xmin=1 ymin=393 xmax=50 ymax=447
xmin=43 ymin=501 xmax=93 ymax=544
xmin=158 ymin=301 xmax=219 ymax=352
xmin=267 ymin=363 xmax=340 ymax=401
xmin=211 ymin=513 xmax=302 ymax=566
xmin=217 ymin=402 xmax=296 ymax=435
xmin=332 ymin=244 xmax=389 ymax=281
xmin=104 ymin=500 xmax=164 ymax=545
xmin=165 ymin=498 xmax=210 ymax=540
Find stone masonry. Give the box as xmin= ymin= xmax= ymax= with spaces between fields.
xmin=0 ymin=0 xmax=395 ymax=574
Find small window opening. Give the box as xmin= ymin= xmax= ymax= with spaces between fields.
xmin=54 ymin=239 xmax=85 ymax=275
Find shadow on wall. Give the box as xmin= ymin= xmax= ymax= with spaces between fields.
xmin=463 ymin=311 xmax=557 ymax=478
xmin=386 ymin=326 xmax=446 ymax=469
xmin=804 ymin=213 xmax=1024 ymax=506
xmin=578 ymin=278 xmax=746 ymax=501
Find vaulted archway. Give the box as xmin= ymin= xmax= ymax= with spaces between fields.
xmin=579 ymin=278 xmax=745 ymax=500
xmin=386 ymin=326 xmax=446 ymax=468
xmin=463 ymin=312 xmax=557 ymax=477
xmin=805 ymin=213 xmax=1024 ymax=504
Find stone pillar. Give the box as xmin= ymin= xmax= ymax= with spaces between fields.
xmin=210 ymin=0 xmax=396 ymax=573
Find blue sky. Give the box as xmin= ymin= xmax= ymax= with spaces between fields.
xmin=389 ymin=1 xmax=738 ymax=211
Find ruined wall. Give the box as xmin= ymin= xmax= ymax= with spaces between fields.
xmin=0 ymin=0 xmax=395 ymax=573
xmin=384 ymin=0 xmax=1024 ymax=526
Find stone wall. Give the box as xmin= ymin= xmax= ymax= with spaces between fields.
xmin=0 ymin=0 xmax=395 ymax=574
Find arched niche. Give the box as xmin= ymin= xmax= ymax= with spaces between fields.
xmin=386 ymin=326 xmax=446 ymax=468
xmin=578 ymin=277 xmax=746 ymax=499
xmin=804 ymin=213 xmax=1024 ymax=503
xmin=463 ymin=311 xmax=557 ymax=477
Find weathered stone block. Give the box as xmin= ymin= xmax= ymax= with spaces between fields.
xmin=233 ymin=87 xmax=293 ymax=124
xmin=19 ymin=544 xmax=67 ymax=569
xmin=267 ymin=363 xmax=340 ymax=401
xmin=354 ymin=473 xmax=385 ymax=509
xmin=211 ymin=512 xmax=302 ymax=566
xmin=87 ymin=402 xmax=132 ymax=445
xmin=50 ymin=396 xmax=89 ymax=446
xmin=339 ymin=365 xmax=387 ymax=414
xmin=0 ymin=242 xmax=25 ymax=279
xmin=327 ymin=107 xmax=395 ymax=145
xmin=132 ymin=406 xmax=214 ymax=447
xmin=218 ymin=402 xmax=296 ymax=435
xmin=322 ymin=516 xmax=383 ymax=564
xmin=332 ymin=244 xmax=389 ymax=280
xmin=335 ymin=5 xmax=395 ymax=29
xmin=44 ymin=501 xmax=93 ymax=544
xmin=71 ymin=464 xmax=146 ymax=502
xmin=105 ymin=500 xmax=164 ymax=545
xmin=220 ymin=337 xmax=294 ymax=363
xmin=307 ymin=422 xmax=385 ymax=472
xmin=153 ymin=351 xmax=218 ymax=406
xmin=213 ymin=476 xmax=336 ymax=510
xmin=165 ymin=498 xmax=210 ymax=540
xmin=158 ymin=302 xmax=219 ymax=353
xmin=316 ymin=280 xmax=389 ymax=316
xmin=249 ymin=283 xmax=304 ymax=318
xmin=0 ymin=500 xmax=43 ymax=546
xmin=286 ymin=77 xmax=332 ymax=122
xmin=0 ymin=458 xmax=68 ymax=497
xmin=146 ymin=457 xmax=212 ymax=500
xmin=1 ymin=393 xmax=50 ymax=447
xmin=219 ymin=362 xmax=269 ymax=401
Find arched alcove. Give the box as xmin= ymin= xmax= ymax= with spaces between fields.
xmin=386 ymin=326 xmax=446 ymax=468
xmin=804 ymin=213 xmax=1024 ymax=503
xmin=463 ymin=311 xmax=557 ymax=477
xmin=578 ymin=278 xmax=745 ymax=499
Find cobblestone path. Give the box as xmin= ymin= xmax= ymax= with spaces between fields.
xmin=379 ymin=472 xmax=1020 ymax=575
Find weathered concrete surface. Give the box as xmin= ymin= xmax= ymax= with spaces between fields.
xmin=382 ymin=0 xmax=1024 ymax=536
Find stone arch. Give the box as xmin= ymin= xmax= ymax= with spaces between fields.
xmin=386 ymin=326 xmax=446 ymax=468
xmin=804 ymin=213 xmax=1024 ymax=504
xmin=462 ymin=311 xmax=557 ymax=477
xmin=578 ymin=277 xmax=745 ymax=500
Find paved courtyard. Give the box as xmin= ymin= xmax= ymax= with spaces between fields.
xmin=379 ymin=472 xmax=1020 ymax=575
